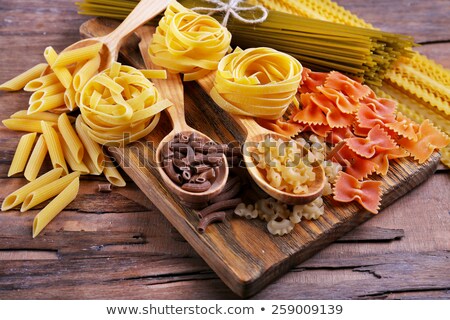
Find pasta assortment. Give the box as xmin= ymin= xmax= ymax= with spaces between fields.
xmin=149 ymin=0 xmax=232 ymax=80
xmin=210 ymin=47 xmax=302 ymax=119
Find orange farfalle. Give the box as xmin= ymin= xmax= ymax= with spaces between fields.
xmin=304 ymin=123 xmax=332 ymax=137
xmin=331 ymin=144 xmax=377 ymax=180
xmin=318 ymin=86 xmax=360 ymax=114
xmin=385 ymin=112 xmax=419 ymax=141
xmin=326 ymin=126 xmax=355 ymax=145
xmin=397 ymin=120 xmax=450 ymax=164
xmin=355 ymin=102 xmax=396 ymax=135
xmin=310 ymin=93 xmax=355 ymax=128
xmin=299 ymin=69 xmax=328 ymax=93
xmin=256 ymin=118 xmax=304 ymax=138
xmin=324 ymin=71 xmax=373 ymax=102
xmin=291 ymin=93 xmax=328 ymax=125
xmin=371 ymin=147 xmax=409 ymax=175
xmin=363 ymin=96 xmax=397 ymax=116
xmin=347 ymin=125 xmax=397 ymax=158
xmin=333 ymin=172 xmax=382 ymax=214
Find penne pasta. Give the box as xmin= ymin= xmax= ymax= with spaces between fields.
xmin=8 ymin=132 xmax=38 ymax=177
xmin=41 ymin=120 xmax=69 ymax=174
xmin=32 ymin=177 xmax=80 ymax=238
xmin=24 ymin=73 xmax=59 ymax=92
xmin=58 ymin=113 xmax=84 ymax=163
xmin=24 ymin=134 xmax=48 ymax=181
xmin=43 ymin=46 xmax=72 ymax=88
xmin=103 ymin=155 xmax=126 ymax=187
xmin=82 ymin=148 xmax=102 ymax=175
xmin=21 ymin=171 xmax=81 ymax=212
xmin=28 ymin=92 xmax=65 ymax=114
xmin=0 ymin=63 xmax=48 ymax=91
xmin=29 ymin=82 xmax=65 ymax=103
xmin=52 ymin=42 xmax=103 ymax=68
xmin=2 ymin=118 xmax=55 ymax=133
xmin=1 ymin=167 xmax=63 ymax=211
xmin=61 ymin=138 xmax=89 ymax=175
xmin=10 ymin=110 xmax=75 ymax=123
xmin=63 ymin=85 xmax=77 ymax=111
xmin=75 ymin=116 xmax=104 ymax=173
xmin=72 ymin=54 xmax=101 ymax=91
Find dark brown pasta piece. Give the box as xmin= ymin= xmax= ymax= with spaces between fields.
xmin=210 ymin=180 xmax=241 ymax=203
xmin=182 ymin=170 xmax=191 ymax=181
xmin=197 ymin=211 xmax=226 ymax=233
xmin=181 ymin=181 xmax=212 ymax=192
xmin=198 ymin=168 xmax=216 ymax=181
xmin=197 ymin=198 xmax=242 ymax=219
xmin=163 ymin=159 xmax=182 ymax=184
xmin=98 ymin=183 xmax=112 ymax=193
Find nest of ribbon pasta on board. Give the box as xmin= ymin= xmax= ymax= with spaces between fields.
xmin=1 ymin=0 xmax=449 ymax=237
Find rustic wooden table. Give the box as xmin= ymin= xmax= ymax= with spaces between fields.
xmin=0 ymin=0 xmax=449 ymax=299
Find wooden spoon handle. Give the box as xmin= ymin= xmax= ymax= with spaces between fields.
xmin=102 ymin=0 xmax=169 ymax=50
xmin=136 ymin=25 xmax=188 ymax=133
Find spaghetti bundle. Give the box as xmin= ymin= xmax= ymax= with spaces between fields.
xmin=79 ymin=62 xmax=172 ymax=146
xmin=210 ymin=47 xmax=302 ymax=119
xmin=149 ymin=0 xmax=232 ymax=80
xmin=77 ymin=0 xmax=414 ymax=86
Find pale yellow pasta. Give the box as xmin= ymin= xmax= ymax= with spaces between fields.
xmin=82 ymin=151 xmax=102 ymax=175
xmin=43 ymin=46 xmax=72 ymax=88
xmin=139 ymin=69 xmax=167 ymax=80
xmin=75 ymin=116 xmax=104 ymax=173
xmin=72 ymin=54 xmax=101 ymax=91
xmin=0 ymin=63 xmax=48 ymax=91
xmin=8 ymin=132 xmax=37 ymax=177
xmin=149 ymin=0 xmax=232 ymax=81
xmin=211 ymin=47 xmax=302 ymax=119
xmin=63 ymin=85 xmax=77 ymax=111
xmin=293 ymin=197 xmax=324 ymax=220
xmin=41 ymin=120 xmax=69 ymax=174
xmin=29 ymin=82 xmax=65 ymax=103
xmin=24 ymin=73 xmax=59 ymax=92
xmin=21 ymin=171 xmax=81 ymax=212
xmin=252 ymin=136 xmax=316 ymax=194
xmin=32 ymin=177 xmax=79 ymax=238
xmin=24 ymin=135 xmax=48 ymax=181
xmin=1 ymin=167 xmax=63 ymax=211
xmin=79 ymin=62 xmax=172 ymax=146
xmin=52 ymin=42 xmax=103 ymax=68
xmin=267 ymin=217 xmax=295 ymax=236
xmin=61 ymin=138 xmax=89 ymax=175
xmin=28 ymin=92 xmax=65 ymax=114
xmin=2 ymin=119 xmax=55 ymax=133
xmin=10 ymin=110 xmax=74 ymax=123
xmin=58 ymin=113 xmax=84 ymax=163
xmin=103 ymin=165 xmax=126 ymax=187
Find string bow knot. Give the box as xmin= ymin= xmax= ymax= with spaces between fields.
xmin=191 ymin=0 xmax=268 ymax=26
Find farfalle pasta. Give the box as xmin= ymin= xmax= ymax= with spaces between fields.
xmin=149 ymin=0 xmax=231 ymax=81
xmin=79 ymin=62 xmax=172 ymax=146
xmin=210 ymin=47 xmax=303 ymax=119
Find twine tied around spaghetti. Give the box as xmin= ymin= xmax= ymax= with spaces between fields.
xmin=190 ymin=0 xmax=268 ymax=26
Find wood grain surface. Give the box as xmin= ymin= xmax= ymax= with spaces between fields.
xmin=0 ymin=0 xmax=449 ymax=299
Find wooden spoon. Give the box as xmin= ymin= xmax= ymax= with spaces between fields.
xmin=136 ymin=26 xmax=229 ymax=205
xmin=52 ymin=0 xmax=170 ymax=72
xmin=197 ymin=73 xmax=325 ymax=205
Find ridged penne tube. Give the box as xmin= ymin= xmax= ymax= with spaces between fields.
xmin=10 ymin=110 xmax=75 ymax=123
xmin=32 ymin=177 xmax=79 ymax=238
xmin=28 ymin=92 xmax=65 ymax=114
xmin=64 ymin=85 xmax=77 ymax=111
xmin=61 ymin=139 xmax=89 ymax=175
xmin=8 ymin=132 xmax=37 ymax=177
xmin=73 ymin=54 xmax=101 ymax=91
xmin=2 ymin=119 xmax=55 ymax=133
xmin=0 ymin=63 xmax=48 ymax=91
xmin=52 ymin=42 xmax=103 ymax=68
xmin=75 ymin=116 xmax=104 ymax=173
xmin=29 ymin=82 xmax=65 ymax=103
xmin=103 ymin=155 xmax=126 ymax=187
xmin=44 ymin=46 xmax=72 ymax=88
xmin=41 ymin=121 xmax=69 ymax=174
xmin=24 ymin=135 xmax=48 ymax=181
xmin=58 ymin=113 xmax=84 ymax=163
xmin=83 ymin=152 xmax=102 ymax=175
xmin=1 ymin=167 xmax=63 ymax=211
xmin=24 ymin=73 xmax=59 ymax=92
xmin=21 ymin=171 xmax=81 ymax=212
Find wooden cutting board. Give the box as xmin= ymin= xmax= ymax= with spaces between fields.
xmin=80 ymin=18 xmax=440 ymax=297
